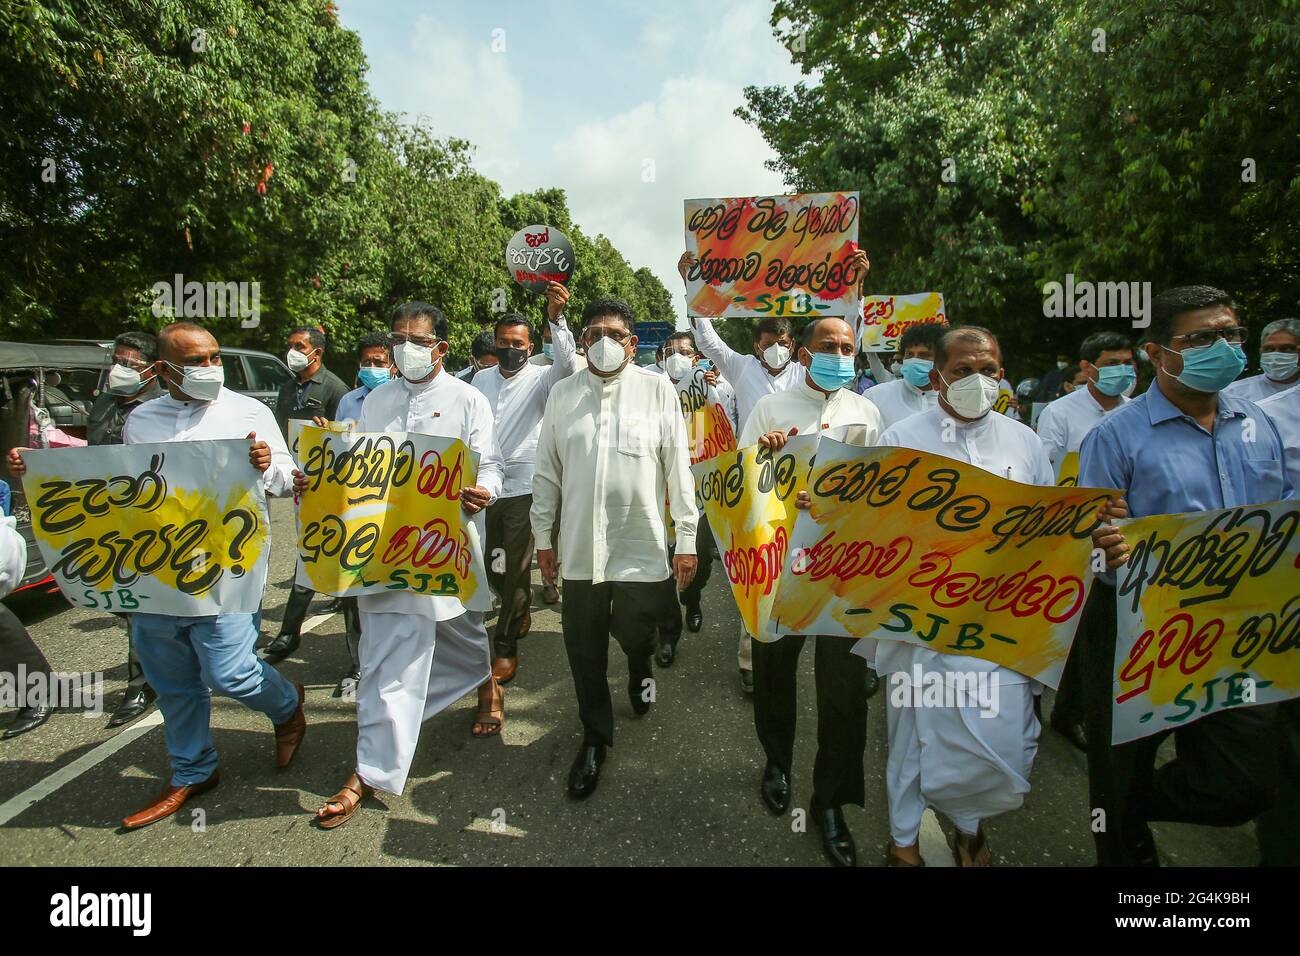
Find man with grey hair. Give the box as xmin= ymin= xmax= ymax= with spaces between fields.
xmin=1224 ymin=317 xmax=1300 ymax=402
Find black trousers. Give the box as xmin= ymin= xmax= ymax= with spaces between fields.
xmin=561 ymin=578 xmax=663 ymax=748
xmin=485 ymin=493 xmax=534 ymax=659
xmin=280 ymin=583 xmax=361 ymax=669
xmin=658 ymin=515 xmax=715 ymax=647
xmin=752 ymin=632 xmax=868 ymax=811
xmin=1080 ymin=581 xmax=1280 ymax=865
xmin=1051 ymin=622 xmax=1085 ymax=724
xmin=1 ymin=601 xmax=50 ymax=707
xmin=1257 ymin=698 xmax=1300 ymax=865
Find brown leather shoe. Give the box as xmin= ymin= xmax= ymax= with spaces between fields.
xmin=541 ymin=583 xmax=559 ymax=605
xmin=274 ymin=681 xmax=307 ymax=768
xmin=492 ymin=656 xmax=518 ymax=684
xmin=121 ymin=772 xmax=220 ymax=830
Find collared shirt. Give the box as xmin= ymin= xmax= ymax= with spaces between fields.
xmin=1034 ymin=384 xmax=1129 ymax=468
xmin=275 ymin=364 xmax=350 ymax=437
xmin=123 ymin=386 xmax=294 ymax=496
xmin=873 ymin=405 xmax=1054 ymax=685
xmin=740 ymin=376 xmax=883 ymax=448
xmin=356 ymin=370 xmax=504 ymax=621
xmin=531 ymin=365 xmax=698 ymax=584
xmin=471 ymin=319 xmax=580 ymax=499
xmin=1078 ymin=378 xmax=1292 ymax=518
xmin=88 ymin=381 xmax=164 ymax=446
xmin=335 ymin=384 xmax=370 ymax=424
xmin=863 ymin=376 xmax=939 ymax=430
xmin=1224 ymin=371 xmax=1299 ymax=404
xmin=691 ymin=315 xmax=803 ymax=433
xmin=1253 ymin=383 xmax=1299 ymax=494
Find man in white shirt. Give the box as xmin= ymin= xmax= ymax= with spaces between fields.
xmin=532 ymin=298 xmax=699 ymax=800
xmin=741 ymin=316 xmax=883 ymax=867
xmin=863 ymin=321 xmax=946 ymax=428
xmin=306 ymin=302 xmax=504 ymax=829
xmin=1034 ymin=331 xmax=1136 ymax=752
xmin=679 ymin=247 xmax=871 ymax=692
xmin=1224 ymin=317 xmax=1300 ymax=402
xmin=103 ymin=322 xmax=302 ymax=829
xmin=874 ymin=326 xmax=1049 ymax=866
xmin=472 ymin=282 xmax=580 ymax=684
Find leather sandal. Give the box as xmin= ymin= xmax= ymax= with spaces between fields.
xmin=472 ymin=678 xmax=504 ymax=738
xmin=314 ymin=775 xmax=373 ymax=830
xmin=884 ymin=840 xmax=926 ymax=867
xmin=952 ymin=826 xmax=991 ymax=867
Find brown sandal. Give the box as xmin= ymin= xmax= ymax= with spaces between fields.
xmin=472 ymin=678 xmax=504 ymax=738
xmin=952 ymin=826 xmax=991 ymax=866
xmin=314 ymin=775 xmax=373 ymax=830
xmin=884 ymin=841 xmax=926 ymax=867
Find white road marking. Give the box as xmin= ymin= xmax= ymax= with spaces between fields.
xmin=918 ymin=808 xmax=956 ymax=867
xmin=463 ymin=816 xmax=527 ymax=838
xmin=0 ymin=610 xmax=337 ymax=827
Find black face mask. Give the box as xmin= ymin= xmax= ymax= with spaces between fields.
xmin=494 ymin=346 xmax=528 ymax=373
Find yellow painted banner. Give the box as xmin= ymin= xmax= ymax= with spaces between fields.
xmin=683 ymin=192 xmax=861 ymax=318
xmin=768 ymin=439 xmax=1118 ymax=686
xmin=23 ymin=440 xmax=270 ymax=615
xmin=1055 ymin=451 xmax=1080 ymax=487
xmin=690 ymin=433 xmax=820 ymax=639
xmin=295 ymin=425 xmax=487 ymax=601
xmin=859 ymin=292 xmax=946 ymax=352
xmin=673 ymin=368 xmax=737 ymax=466
xmin=1110 ymin=501 xmax=1300 ymax=744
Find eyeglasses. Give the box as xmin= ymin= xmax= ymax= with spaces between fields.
xmin=584 ymin=328 xmax=629 ymax=344
xmin=389 ymin=333 xmax=439 ymax=349
xmin=113 ymin=357 xmax=150 ymax=371
xmin=1171 ymin=326 xmax=1247 ymax=349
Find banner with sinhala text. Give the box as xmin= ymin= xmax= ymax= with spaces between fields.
xmin=294 ymin=425 xmax=489 ymax=606
xmin=23 ymin=440 xmax=270 ymax=616
xmin=1110 ymin=501 xmax=1300 ymax=744
xmin=768 ymin=439 xmax=1118 ymax=687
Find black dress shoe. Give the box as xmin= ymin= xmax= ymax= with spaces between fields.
xmin=1050 ymin=711 xmax=1088 ymax=753
xmin=760 ymin=761 xmax=790 ymax=814
xmin=628 ymin=655 xmax=653 ymax=715
xmin=323 ymin=597 xmax=343 ymax=613
xmin=685 ymin=608 xmax=703 ymax=633
xmin=107 ymin=684 xmax=157 ymax=728
xmin=3 ymin=704 xmax=52 ymax=740
xmin=567 ymin=744 xmax=606 ymax=799
xmin=655 ymin=641 xmax=675 ymax=668
xmin=813 ymin=806 xmax=857 ymax=867
xmin=263 ymin=632 xmax=301 ymax=662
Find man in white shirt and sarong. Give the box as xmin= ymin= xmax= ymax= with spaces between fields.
xmin=1033 ymin=331 xmax=1136 ymax=753
xmin=743 ymin=316 xmax=883 ymax=867
xmin=531 ymin=298 xmax=699 ymax=799
xmin=307 ymin=302 xmax=504 ymax=829
xmin=1223 ymin=317 xmax=1299 ymax=402
xmin=872 ymin=326 xmax=1048 ymax=866
xmin=862 ymin=321 xmax=944 ymax=429
xmin=471 ymin=282 xmax=580 ymax=684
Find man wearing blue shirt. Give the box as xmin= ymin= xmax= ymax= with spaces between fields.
xmin=1081 ymin=285 xmax=1292 ymax=865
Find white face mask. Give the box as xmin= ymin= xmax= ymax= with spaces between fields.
xmin=940 ymin=371 xmax=1000 ymax=420
xmin=664 ymin=353 xmax=693 ymax=380
xmin=286 ymin=348 xmax=314 ymax=372
xmin=1260 ymin=351 xmax=1299 ymax=381
xmin=587 ymin=335 xmax=628 ymax=374
xmin=394 ymin=341 xmax=438 ymax=380
xmin=165 ymin=361 xmax=224 ymax=402
xmin=107 ymin=363 xmax=145 ymax=396
xmin=761 ymin=343 xmax=791 ymax=370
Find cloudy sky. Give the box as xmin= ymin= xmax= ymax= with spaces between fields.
xmin=336 ymin=0 xmax=806 ymax=321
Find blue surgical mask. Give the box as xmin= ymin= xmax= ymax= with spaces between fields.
xmin=1092 ymin=364 xmax=1136 ymax=397
xmin=807 ymin=352 xmax=856 ymax=391
xmin=697 ymin=358 xmax=712 ymax=372
xmin=358 ymin=366 xmax=391 ymax=390
xmin=900 ymin=358 xmax=933 ymax=388
xmin=1160 ymin=338 xmax=1246 ymax=394
xmin=542 ymin=343 xmax=555 ymax=359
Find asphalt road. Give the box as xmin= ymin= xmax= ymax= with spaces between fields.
xmin=0 ymin=498 xmax=1260 ymax=866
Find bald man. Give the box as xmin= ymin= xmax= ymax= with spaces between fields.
xmin=740 ymin=316 xmax=883 ymax=867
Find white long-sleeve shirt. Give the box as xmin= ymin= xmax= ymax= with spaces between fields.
xmin=1225 ymin=371 xmax=1299 ymax=403
xmin=531 ymin=365 xmax=698 ymax=584
xmin=740 ymin=376 xmax=883 ymax=448
xmin=0 ymin=516 xmax=28 ymax=599
xmin=863 ymin=377 xmax=939 ymax=430
xmin=1258 ymin=382 xmax=1300 ymax=491
xmin=691 ymin=315 xmax=803 ymax=433
xmin=471 ymin=318 xmax=581 ymax=498
xmin=1034 ymin=384 xmax=1129 ymax=468
xmin=871 ymin=405 xmax=1054 ymax=686
xmin=123 ymin=386 xmax=294 ymax=497
xmin=356 ymin=370 xmax=503 ymax=621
